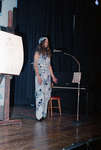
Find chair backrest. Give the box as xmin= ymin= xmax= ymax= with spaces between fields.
xmin=72 ymin=72 xmax=81 ymax=83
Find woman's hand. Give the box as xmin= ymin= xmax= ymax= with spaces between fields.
xmin=49 ymin=65 xmax=58 ymax=83
xmin=52 ymin=76 xmax=58 ymax=84
xmin=37 ymin=75 xmax=42 ymax=85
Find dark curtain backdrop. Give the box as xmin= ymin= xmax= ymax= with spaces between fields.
xmin=11 ymin=0 xmax=101 ymax=113
xmin=88 ymin=6 xmax=101 ymax=113
xmin=13 ymin=0 xmax=74 ymax=106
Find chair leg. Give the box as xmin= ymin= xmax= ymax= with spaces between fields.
xmin=48 ymin=97 xmax=61 ymax=117
xmin=50 ymin=100 xmax=53 ymax=117
xmin=48 ymin=101 xmax=50 ymax=117
xmin=58 ymin=98 xmax=62 ymax=116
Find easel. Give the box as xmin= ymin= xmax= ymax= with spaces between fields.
xmin=0 ymin=12 xmax=24 ymax=125
xmin=0 ymin=9 xmax=24 ymax=125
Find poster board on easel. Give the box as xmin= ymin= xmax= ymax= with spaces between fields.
xmin=0 ymin=30 xmax=24 ymax=122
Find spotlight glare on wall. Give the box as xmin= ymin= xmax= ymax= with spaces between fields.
xmin=95 ymin=0 xmax=99 ymax=6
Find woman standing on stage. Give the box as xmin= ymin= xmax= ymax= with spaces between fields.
xmin=34 ymin=37 xmax=57 ymax=120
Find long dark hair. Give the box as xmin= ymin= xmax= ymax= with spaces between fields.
xmin=36 ymin=39 xmax=51 ymax=57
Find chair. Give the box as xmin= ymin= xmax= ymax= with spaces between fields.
xmin=48 ymin=96 xmax=62 ymax=117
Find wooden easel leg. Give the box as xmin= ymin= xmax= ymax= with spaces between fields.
xmin=0 ymin=75 xmax=22 ymax=126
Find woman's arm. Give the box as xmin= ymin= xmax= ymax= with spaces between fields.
xmin=34 ymin=52 xmax=42 ymax=84
xmin=49 ymin=65 xmax=57 ymax=83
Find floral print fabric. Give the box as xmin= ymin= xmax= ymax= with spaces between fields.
xmin=35 ymin=54 xmax=51 ymax=120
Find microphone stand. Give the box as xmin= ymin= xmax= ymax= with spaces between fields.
xmin=64 ymin=52 xmax=81 ymax=126
xmin=53 ymin=50 xmax=81 ymax=126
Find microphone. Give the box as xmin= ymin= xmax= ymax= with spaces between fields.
xmin=53 ymin=49 xmax=62 ymax=53
xmin=30 ymin=62 xmax=33 ymax=65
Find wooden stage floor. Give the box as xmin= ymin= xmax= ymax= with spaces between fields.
xmin=0 ymin=106 xmax=101 ymax=150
